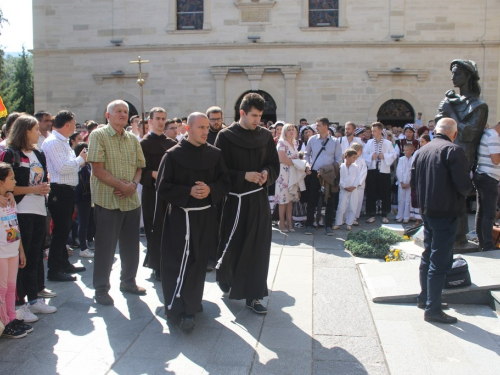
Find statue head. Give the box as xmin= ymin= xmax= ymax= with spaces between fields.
xmin=450 ymin=59 xmax=481 ymax=97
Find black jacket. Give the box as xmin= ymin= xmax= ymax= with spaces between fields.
xmin=0 ymin=147 xmax=49 ymax=204
xmin=411 ymin=134 xmax=474 ymax=217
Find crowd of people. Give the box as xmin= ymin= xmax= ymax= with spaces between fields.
xmin=0 ymin=89 xmax=497 ymax=338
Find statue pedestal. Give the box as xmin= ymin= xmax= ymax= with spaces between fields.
xmin=413 ymin=226 xmax=480 ymax=254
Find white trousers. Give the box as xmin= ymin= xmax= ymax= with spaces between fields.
xmin=336 ymin=189 xmax=358 ymax=226
xmin=355 ymin=186 xmax=365 ymax=219
xmin=397 ymin=185 xmax=411 ymax=220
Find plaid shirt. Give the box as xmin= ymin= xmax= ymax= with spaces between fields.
xmin=87 ymin=124 xmax=145 ymax=211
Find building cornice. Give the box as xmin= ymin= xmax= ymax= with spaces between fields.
xmin=30 ymin=40 xmax=500 ymax=55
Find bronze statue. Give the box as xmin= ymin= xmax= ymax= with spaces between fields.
xmin=435 ymin=59 xmax=489 ymax=246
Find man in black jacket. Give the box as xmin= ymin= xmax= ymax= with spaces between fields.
xmin=411 ymin=118 xmax=474 ymax=324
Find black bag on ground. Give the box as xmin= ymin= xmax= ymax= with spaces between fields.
xmin=444 ymin=256 xmax=471 ymax=289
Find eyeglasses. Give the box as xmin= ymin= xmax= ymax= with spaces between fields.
xmin=209 ymin=118 xmax=222 ymax=122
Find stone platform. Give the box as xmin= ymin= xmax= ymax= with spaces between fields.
xmin=359 ymin=248 xmax=500 ymax=304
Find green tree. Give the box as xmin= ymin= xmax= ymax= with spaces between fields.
xmin=11 ymin=46 xmax=34 ymax=114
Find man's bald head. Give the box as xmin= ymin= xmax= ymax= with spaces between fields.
xmin=435 ymin=118 xmax=458 ymax=140
xmin=187 ymin=112 xmax=208 ymax=126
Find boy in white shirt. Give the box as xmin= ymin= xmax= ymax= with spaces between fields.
xmin=334 ymin=149 xmax=360 ymax=231
xmin=351 ymin=142 xmax=367 ymax=226
xmin=396 ymin=143 xmax=415 ymax=223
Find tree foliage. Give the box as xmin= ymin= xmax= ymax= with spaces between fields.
xmin=0 ymin=47 xmax=34 ymax=121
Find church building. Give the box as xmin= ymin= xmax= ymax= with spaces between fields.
xmin=32 ymin=0 xmax=500 ymax=126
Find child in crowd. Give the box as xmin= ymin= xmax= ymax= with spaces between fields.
xmin=351 ymin=142 xmax=367 ymax=226
xmin=334 ymin=149 xmax=360 ymax=231
xmin=0 ymin=162 xmax=30 ymax=339
xmin=410 ymin=134 xmax=431 ymax=225
xmin=396 ymin=143 xmax=415 ymax=223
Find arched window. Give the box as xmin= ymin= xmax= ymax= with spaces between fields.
xmin=234 ymin=90 xmax=277 ymax=124
xmin=377 ymin=100 xmax=415 ymax=128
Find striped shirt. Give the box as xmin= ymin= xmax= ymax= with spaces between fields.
xmin=476 ymin=128 xmax=500 ymax=181
xmin=41 ymin=130 xmax=84 ymax=186
xmin=88 ymin=124 xmax=146 ymax=211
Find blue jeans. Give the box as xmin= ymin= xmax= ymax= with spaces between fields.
xmin=474 ymin=173 xmax=498 ymax=250
xmin=418 ymin=214 xmax=458 ymax=315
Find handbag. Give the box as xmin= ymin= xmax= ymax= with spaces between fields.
xmin=301 ymin=138 xmax=330 ymax=203
xmin=444 ymin=256 xmax=471 ymax=289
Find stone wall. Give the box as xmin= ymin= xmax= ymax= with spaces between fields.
xmin=32 ymin=0 xmax=500 ymax=125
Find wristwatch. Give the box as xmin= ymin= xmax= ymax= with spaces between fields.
xmin=132 ymin=181 xmax=138 ymax=189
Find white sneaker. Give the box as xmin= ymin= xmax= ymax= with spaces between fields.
xmin=16 ymin=304 xmax=39 ymax=323
xmin=28 ymin=299 xmax=57 ymax=314
xmin=80 ymin=249 xmax=94 ymax=258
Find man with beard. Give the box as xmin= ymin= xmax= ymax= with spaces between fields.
xmin=140 ymin=107 xmax=177 ymax=281
xmin=156 ymin=112 xmax=230 ymax=331
xmin=339 ymin=121 xmax=363 ymax=155
xmin=215 ymin=93 xmax=280 ymax=314
xmin=206 ymin=106 xmax=225 ymax=145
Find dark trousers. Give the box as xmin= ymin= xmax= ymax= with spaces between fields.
xmin=47 ymin=184 xmax=75 ymax=275
xmin=418 ymin=214 xmax=458 ymax=315
xmin=16 ymin=214 xmax=46 ymax=304
xmin=365 ymin=169 xmax=391 ymax=216
xmin=76 ymin=200 xmax=93 ymax=251
xmin=305 ymin=170 xmax=337 ymax=227
xmin=474 ymin=173 xmax=498 ymax=250
xmin=93 ymin=205 xmax=141 ymax=292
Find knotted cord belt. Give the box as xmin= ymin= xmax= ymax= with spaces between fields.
xmin=167 ymin=204 xmax=212 ymax=311
xmin=215 ymin=187 xmax=263 ymax=270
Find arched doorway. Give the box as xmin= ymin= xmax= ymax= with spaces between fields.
xmin=377 ymin=99 xmax=415 ymax=128
xmin=102 ymin=100 xmax=139 ymax=123
xmin=234 ymin=90 xmax=277 ymax=124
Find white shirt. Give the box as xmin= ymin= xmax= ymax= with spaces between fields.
xmin=0 ymin=139 xmax=8 ymax=152
xmin=354 ymin=157 xmax=367 ymax=188
xmin=37 ymin=132 xmax=50 ymax=149
xmin=396 ymin=155 xmax=412 ymax=185
xmin=362 ymin=138 xmax=398 ymax=173
xmin=339 ymin=162 xmax=359 ymax=190
xmin=41 ymin=130 xmax=83 ymax=186
xmin=17 ymin=151 xmax=47 ymax=216
xmin=0 ymin=203 xmax=21 ymax=258
xmin=339 ymin=136 xmax=363 ymax=155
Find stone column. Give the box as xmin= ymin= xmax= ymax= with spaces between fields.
xmin=209 ymin=67 xmax=228 ymax=110
xmin=281 ymin=66 xmax=301 ymax=123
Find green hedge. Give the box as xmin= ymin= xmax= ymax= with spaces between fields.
xmin=344 ymin=228 xmax=406 ymax=259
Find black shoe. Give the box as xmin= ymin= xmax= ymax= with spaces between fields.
xmin=218 ymin=282 xmax=230 ymax=293
xmin=47 ymin=272 xmax=76 ymax=282
xmin=12 ymin=319 xmax=33 ymax=334
xmin=206 ymin=260 xmax=216 ymax=272
xmin=246 ymin=299 xmax=267 ymax=314
xmin=179 ymin=314 xmax=195 ymax=332
xmin=2 ymin=321 xmax=27 ymax=338
xmin=417 ymin=302 xmax=449 ymax=310
xmin=153 ymin=270 xmax=161 ymax=281
xmin=64 ymin=265 xmax=86 ymax=273
xmin=424 ymin=311 xmax=457 ymax=324
xmin=69 ymin=240 xmax=80 ymax=248
xmin=120 ymin=282 xmax=147 ymax=295
xmin=94 ymin=290 xmax=114 ymax=306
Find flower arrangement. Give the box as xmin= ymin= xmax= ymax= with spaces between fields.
xmin=385 ymin=247 xmax=403 ymax=262
xmin=345 ymin=227 xmax=408 ymax=259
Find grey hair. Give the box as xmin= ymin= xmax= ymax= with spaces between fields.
xmin=435 ymin=118 xmax=457 ymax=135
xmin=106 ymin=100 xmax=129 ymax=113
xmin=187 ymin=112 xmax=208 ymax=125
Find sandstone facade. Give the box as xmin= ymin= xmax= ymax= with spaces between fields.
xmin=32 ymin=0 xmax=500 ymax=126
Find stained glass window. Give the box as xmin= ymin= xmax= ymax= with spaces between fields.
xmin=177 ymin=0 xmax=204 ymax=30
xmin=309 ymin=0 xmax=339 ymax=27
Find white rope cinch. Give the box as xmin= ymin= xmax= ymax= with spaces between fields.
xmin=215 ymin=187 xmax=263 ymax=270
xmin=167 ymin=205 xmax=212 ymax=311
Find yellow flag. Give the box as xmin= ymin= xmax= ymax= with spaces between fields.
xmin=0 ymin=94 xmax=7 ymax=118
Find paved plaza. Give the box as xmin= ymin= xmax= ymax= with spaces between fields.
xmin=1 ymin=218 xmax=500 ymax=374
